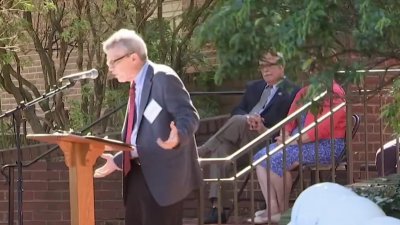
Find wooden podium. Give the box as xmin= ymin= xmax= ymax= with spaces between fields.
xmin=27 ymin=133 xmax=132 ymax=225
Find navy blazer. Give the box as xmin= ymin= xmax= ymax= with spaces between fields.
xmin=119 ymin=61 xmax=202 ymax=206
xmin=231 ymin=78 xmax=300 ymax=138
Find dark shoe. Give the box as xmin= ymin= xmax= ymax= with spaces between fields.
xmin=204 ymin=207 xmax=227 ymax=224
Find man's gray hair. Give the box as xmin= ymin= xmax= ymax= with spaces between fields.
xmin=277 ymin=52 xmax=285 ymax=65
xmin=102 ymin=29 xmax=148 ymax=61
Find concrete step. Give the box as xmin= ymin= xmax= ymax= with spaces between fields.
xmin=183 ymin=217 xmax=282 ymax=225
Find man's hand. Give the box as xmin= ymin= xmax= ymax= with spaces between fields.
xmin=94 ymin=153 xmax=122 ymax=178
xmin=157 ymin=121 xmax=180 ymax=150
xmin=247 ymin=114 xmax=266 ymax=133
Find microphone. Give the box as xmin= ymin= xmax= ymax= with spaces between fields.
xmin=59 ymin=69 xmax=98 ymax=82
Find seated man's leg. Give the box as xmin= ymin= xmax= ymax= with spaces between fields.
xmin=204 ymin=142 xmax=233 ymax=224
xmin=199 ymin=115 xmax=257 ymax=157
xmin=201 ymin=115 xmax=261 ymax=223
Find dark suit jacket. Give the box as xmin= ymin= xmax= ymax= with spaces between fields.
xmin=231 ymin=78 xmax=300 ymax=139
xmin=121 ymin=61 xmax=202 ymax=206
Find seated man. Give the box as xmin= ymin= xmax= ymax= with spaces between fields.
xmin=198 ymin=52 xmax=300 ymax=224
xmin=375 ymin=138 xmax=400 ymax=176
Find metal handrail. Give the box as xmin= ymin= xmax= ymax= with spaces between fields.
xmin=199 ymin=90 xmax=349 ymax=183
xmin=199 ymin=90 xmax=328 ymax=169
xmin=202 ymin=101 xmax=346 ymax=183
xmin=197 ymin=89 xmax=349 ymax=225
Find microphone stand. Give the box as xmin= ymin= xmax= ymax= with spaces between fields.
xmin=0 ymin=80 xmax=76 ymax=225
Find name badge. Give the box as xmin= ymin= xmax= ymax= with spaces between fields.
xmin=144 ymin=99 xmax=162 ymax=124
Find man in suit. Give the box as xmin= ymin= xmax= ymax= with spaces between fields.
xmin=198 ymin=52 xmax=300 ymax=224
xmin=95 ymin=28 xmax=202 ymax=225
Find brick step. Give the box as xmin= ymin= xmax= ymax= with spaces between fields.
xmin=183 ymin=217 xmax=281 ymax=225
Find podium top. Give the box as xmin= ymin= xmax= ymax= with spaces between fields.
xmin=26 ymin=133 xmax=133 ymax=152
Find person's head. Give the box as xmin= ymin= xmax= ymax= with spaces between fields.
xmin=258 ymin=52 xmax=285 ymax=85
xmin=103 ymin=29 xmax=148 ymax=83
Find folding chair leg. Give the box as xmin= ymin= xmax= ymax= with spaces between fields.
xmin=310 ymin=170 xmax=316 ymax=184
xmin=292 ymin=173 xmax=300 ymax=190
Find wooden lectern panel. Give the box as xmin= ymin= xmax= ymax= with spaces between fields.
xmin=28 ymin=133 xmax=132 ymax=167
xmin=27 ymin=133 xmax=132 ymax=225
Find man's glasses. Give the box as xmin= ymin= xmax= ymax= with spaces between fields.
xmin=107 ymin=52 xmax=134 ymax=67
xmin=259 ymin=61 xmax=280 ymax=69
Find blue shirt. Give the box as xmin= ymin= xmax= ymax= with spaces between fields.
xmin=258 ymin=83 xmax=280 ymax=114
xmin=130 ymin=61 xmax=149 ymax=148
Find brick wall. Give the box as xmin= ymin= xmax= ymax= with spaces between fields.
xmin=349 ymin=74 xmax=395 ymax=180
xmin=0 ymin=53 xmax=83 ymax=113
xmin=0 ymin=160 xmax=124 ymax=225
xmin=160 ymin=0 xmax=183 ymax=19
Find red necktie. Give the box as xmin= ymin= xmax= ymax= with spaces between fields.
xmin=124 ymin=83 xmax=136 ymax=176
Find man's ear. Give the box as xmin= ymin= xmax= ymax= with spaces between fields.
xmin=129 ymin=52 xmax=140 ymax=62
